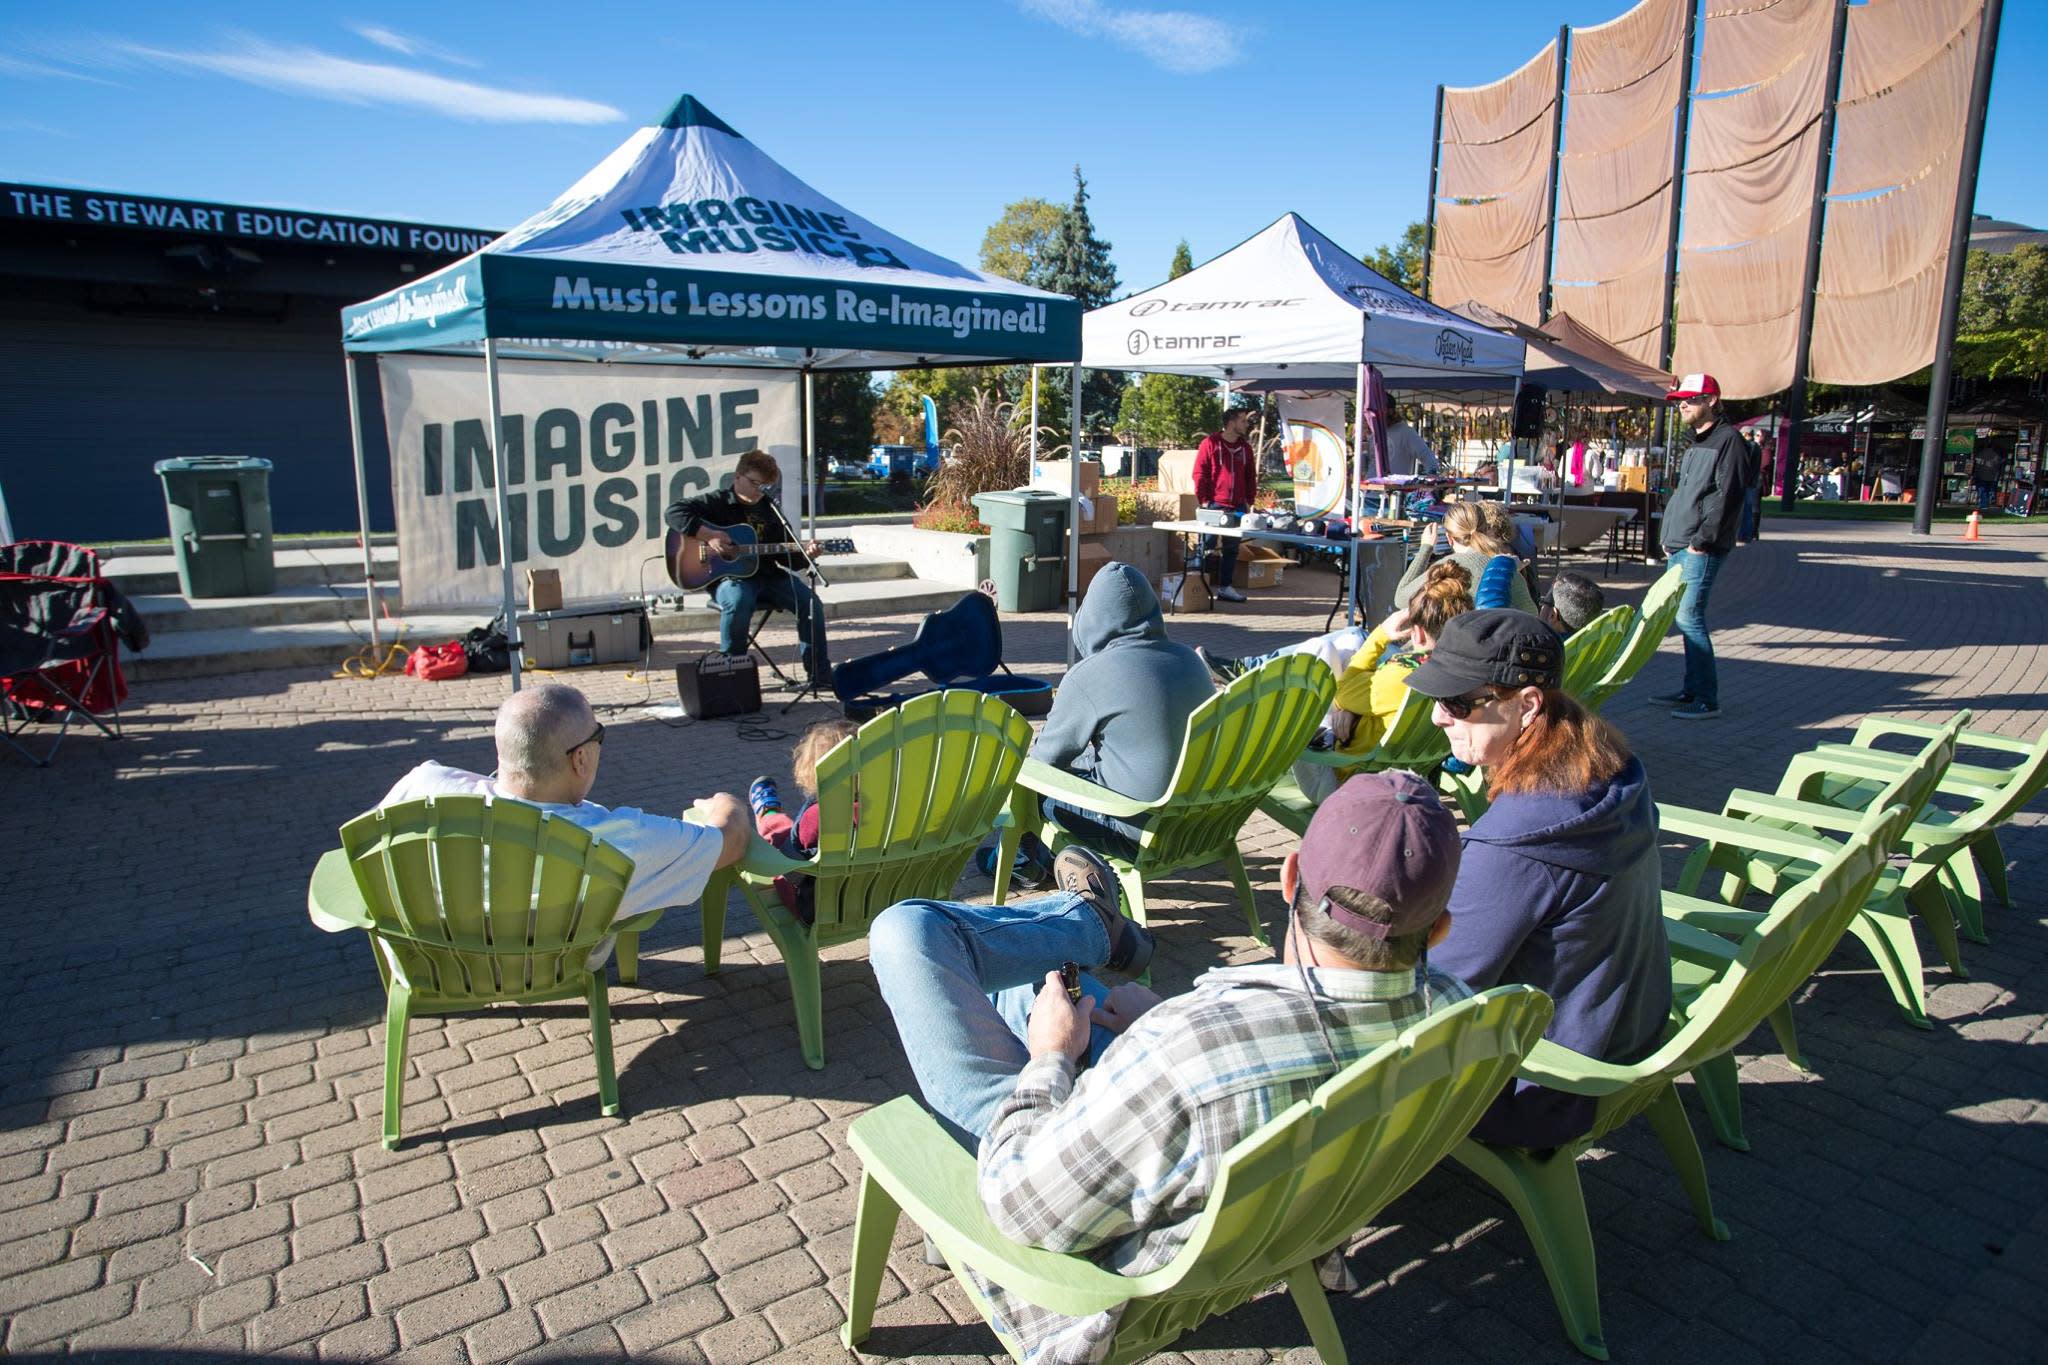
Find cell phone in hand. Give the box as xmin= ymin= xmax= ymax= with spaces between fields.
xmin=1059 ymin=961 xmax=1082 ymax=1002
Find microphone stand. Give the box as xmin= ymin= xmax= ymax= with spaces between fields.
xmin=762 ymin=489 xmax=834 ymax=714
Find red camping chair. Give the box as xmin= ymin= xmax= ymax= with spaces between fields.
xmin=0 ymin=542 xmax=149 ymax=767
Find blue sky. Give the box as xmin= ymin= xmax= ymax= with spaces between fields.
xmin=3 ymin=1 xmax=2042 ymax=296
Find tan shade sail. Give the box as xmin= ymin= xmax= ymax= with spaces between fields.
xmin=1569 ymin=0 xmax=1687 ymax=95
xmin=1811 ymin=1 xmax=1985 ymax=386
xmin=1432 ymin=39 xmax=1561 ymax=323
xmin=1550 ymin=255 xmax=1671 ymax=362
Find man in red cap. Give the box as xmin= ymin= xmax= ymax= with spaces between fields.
xmin=1657 ymin=373 xmax=1751 ymax=719
xmin=866 ymin=772 xmax=1471 ymax=1362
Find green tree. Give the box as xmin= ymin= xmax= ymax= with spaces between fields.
xmin=980 ymin=198 xmax=1067 ymax=286
xmin=1955 ymin=244 xmax=2048 ymax=379
xmin=1117 ymin=372 xmax=1221 ymax=447
xmin=876 ymin=367 xmax=1004 ymax=444
xmin=1363 ymin=221 xmax=1428 ymax=294
xmin=811 ymin=371 xmax=880 ymax=460
xmin=1043 ymin=166 xmax=1122 ymax=432
xmin=1168 ymin=238 xmax=1195 ymax=279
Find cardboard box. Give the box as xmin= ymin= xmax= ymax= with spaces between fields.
xmin=1134 ymin=489 xmax=1197 ymax=524
xmin=1158 ymin=449 xmax=1200 ymax=495
xmin=1073 ymin=541 xmax=1113 ymax=595
xmin=526 ymin=568 xmax=563 ymax=613
xmin=1079 ymin=492 xmax=1120 ymax=536
xmin=1617 ymin=464 xmax=1649 ymax=494
xmin=1032 ymin=459 xmax=1102 ymax=497
xmin=1239 ymin=543 xmax=1289 ymax=591
xmin=1157 ymin=571 xmax=1212 ymax=614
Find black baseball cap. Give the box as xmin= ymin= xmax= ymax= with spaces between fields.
xmin=1405 ymin=608 xmax=1563 ymax=698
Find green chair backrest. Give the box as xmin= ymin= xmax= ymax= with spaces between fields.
xmin=1348 ymin=681 xmax=1452 ymax=775
xmin=1951 ymin=723 xmax=2048 ymax=833
xmin=1560 ymin=605 xmax=1636 ymax=699
xmin=337 ymin=795 xmax=635 ymax=1004
xmin=1105 ymin=986 xmax=1554 ymax=1358
xmin=809 ymin=688 xmax=1034 ymax=945
xmin=1588 ymin=563 xmax=1684 ymax=704
xmin=1137 ymin=653 xmax=1333 ymax=869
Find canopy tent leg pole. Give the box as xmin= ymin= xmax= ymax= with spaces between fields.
xmin=1349 ymin=361 xmax=1366 ymax=626
xmin=1068 ymin=364 xmax=1082 ymax=666
xmin=802 ymin=370 xmax=817 ymax=537
xmin=342 ymin=353 xmax=380 ymax=655
xmin=1029 ymin=366 xmax=1040 ymax=465
xmin=1503 ymin=378 xmax=1521 ymax=518
xmin=484 ymin=338 xmax=521 ymax=693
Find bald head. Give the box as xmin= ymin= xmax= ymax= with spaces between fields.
xmin=496 ymin=684 xmax=595 ymax=790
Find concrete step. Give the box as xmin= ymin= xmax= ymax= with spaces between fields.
xmin=124 ymin=574 xmax=970 ymax=683
xmin=108 ymin=545 xmax=399 ymax=597
xmin=132 ymin=583 xmax=404 ymax=634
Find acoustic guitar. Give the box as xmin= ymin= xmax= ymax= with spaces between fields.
xmin=665 ymin=523 xmax=857 ymax=591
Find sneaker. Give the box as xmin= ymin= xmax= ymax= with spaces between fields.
xmin=976 ymin=845 xmax=1052 ymax=889
xmin=1214 ymin=585 xmax=1247 ymax=603
xmin=1671 ymin=700 xmax=1720 ymax=720
xmin=1053 ymin=847 xmax=1153 ymax=977
xmin=1196 ymin=645 xmax=1243 ymax=683
xmin=748 ymin=776 xmax=783 ymax=822
xmin=1649 ymin=689 xmax=1694 ymax=705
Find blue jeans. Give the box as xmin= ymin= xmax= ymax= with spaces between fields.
xmin=1200 ymin=505 xmax=1243 ymax=587
xmin=1737 ymin=488 xmax=1761 ymax=541
xmin=1043 ymin=794 xmax=1147 ymax=861
xmin=869 ymin=894 xmax=1120 ymax=1147
xmin=1673 ymin=547 xmax=1724 ymax=705
xmin=712 ymin=566 xmax=828 ymax=679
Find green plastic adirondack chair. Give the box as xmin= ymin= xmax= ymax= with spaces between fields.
xmin=996 ymin=652 xmax=1333 ymax=945
xmin=1256 ymin=682 xmax=1450 ymax=837
xmin=307 ymin=795 xmax=644 ymax=1150
xmin=1671 ymin=714 xmax=1968 ymax=1028
xmin=1784 ymin=717 xmax=2048 ymax=944
xmin=841 ymin=985 xmax=1553 ymax=1365
xmin=1558 ymin=604 xmax=1635 ymax=700
xmin=700 ymin=689 xmax=1034 ymax=1069
xmin=1457 ymin=811 xmax=1893 ymax=1360
xmin=1579 ymin=562 xmax=1684 ymax=711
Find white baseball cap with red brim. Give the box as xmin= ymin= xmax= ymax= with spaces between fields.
xmin=1667 ymin=373 xmax=1721 ymax=400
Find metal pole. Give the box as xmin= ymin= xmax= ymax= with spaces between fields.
xmin=1422 ymin=84 xmax=1445 ymax=299
xmin=1539 ymin=26 xmax=1570 ymax=322
xmin=342 ymin=353 xmax=381 ymax=653
xmin=1916 ymin=0 xmax=2004 ymax=534
xmin=1029 ymin=365 xmax=1040 ymax=466
xmin=802 ymin=369 xmax=817 ymax=535
xmin=1659 ymin=0 xmax=1698 ymax=376
xmin=484 ymin=338 xmax=521 ymax=692
xmin=1068 ymin=363 xmax=1082 ymax=665
xmin=1349 ymin=361 xmax=1366 ymax=625
xmin=1780 ymin=0 xmax=1852 ymax=511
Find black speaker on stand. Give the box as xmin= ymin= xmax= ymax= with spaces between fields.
xmin=1512 ymin=384 xmax=1549 ymax=440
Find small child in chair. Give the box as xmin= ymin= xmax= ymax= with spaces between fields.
xmin=749 ymin=717 xmax=859 ymax=924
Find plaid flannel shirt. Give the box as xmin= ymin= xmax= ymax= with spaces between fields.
xmin=972 ymin=960 xmax=1474 ymax=1364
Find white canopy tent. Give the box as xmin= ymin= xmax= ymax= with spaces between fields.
xmin=1069 ymin=213 xmax=1525 ymax=618
xmin=341 ymin=95 xmax=1080 ymax=687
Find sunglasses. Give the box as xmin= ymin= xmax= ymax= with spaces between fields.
xmin=1435 ymin=689 xmax=1499 ymax=720
xmin=566 ymin=720 xmax=605 ymax=756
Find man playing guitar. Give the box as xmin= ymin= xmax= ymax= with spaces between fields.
xmin=664 ymin=449 xmax=830 ymax=687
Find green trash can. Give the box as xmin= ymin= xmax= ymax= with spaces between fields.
xmin=153 ymin=456 xmax=277 ymax=598
xmin=972 ymin=489 xmax=1070 ymax=612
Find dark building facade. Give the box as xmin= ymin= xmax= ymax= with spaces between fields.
xmin=0 ymin=182 xmax=493 ymax=543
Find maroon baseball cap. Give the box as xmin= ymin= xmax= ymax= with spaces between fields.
xmin=1297 ymin=770 xmax=1461 ymax=940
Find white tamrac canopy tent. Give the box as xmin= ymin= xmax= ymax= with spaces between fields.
xmin=1076 ymin=213 xmax=1524 ymax=620
xmin=341 ymin=95 xmax=1080 ymax=685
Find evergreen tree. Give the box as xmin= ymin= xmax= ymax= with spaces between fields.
xmin=813 ymin=371 xmax=880 ymax=463
xmin=1168 ymin=238 xmax=1195 ymax=280
xmin=1044 ymin=166 xmax=1122 ymax=433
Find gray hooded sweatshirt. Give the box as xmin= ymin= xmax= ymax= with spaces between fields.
xmin=1031 ymin=563 xmax=1215 ymax=802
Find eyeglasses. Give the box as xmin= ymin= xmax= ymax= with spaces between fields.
xmin=567 ymin=720 xmax=605 ymax=756
xmin=1435 ymin=689 xmax=1499 ymax=720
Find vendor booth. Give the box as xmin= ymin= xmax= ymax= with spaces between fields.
xmin=1074 ymin=213 xmax=1526 ymax=621
xmin=341 ymin=95 xmax=1079 ymax=687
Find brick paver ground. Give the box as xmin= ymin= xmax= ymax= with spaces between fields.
xmin=2 ymin=516 xmax=2044 ymax=1363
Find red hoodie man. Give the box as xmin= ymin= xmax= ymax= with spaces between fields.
xmin=1193 ymin=407 xmax=1258 ymax=601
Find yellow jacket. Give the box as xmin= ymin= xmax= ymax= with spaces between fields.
xmin=1331 ymin=622 xmax=1419 ymax=757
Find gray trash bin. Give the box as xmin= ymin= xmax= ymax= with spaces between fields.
xmin=153 ymin=456 xmax=276 ymax=598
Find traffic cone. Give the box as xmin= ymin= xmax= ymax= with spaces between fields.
xmin=1963 ymin=510 xmax=1982 ymax=541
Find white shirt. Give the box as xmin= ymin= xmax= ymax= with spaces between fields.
xmin=380 ymin=761 xmax=724 ymax=924
xmin=1384 ymin=422 xmax=1438 ymax=477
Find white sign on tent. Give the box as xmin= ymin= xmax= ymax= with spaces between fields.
xmin=380 ymin=356 xmax=798 ymax=608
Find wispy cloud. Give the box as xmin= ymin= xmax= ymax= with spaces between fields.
xmin=112 ymin=35 xmax=623 ymax=124
xmin=0 ymin=51 xmax=116 ymax=84
xmin=348 ymin=23 xmax=478 ymax=68
xmin=1018 ymin=0 xmax=1247 ymax=75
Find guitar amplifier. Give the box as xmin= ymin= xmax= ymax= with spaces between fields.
xmin=676 ymin=652 xmax=761 ymax=718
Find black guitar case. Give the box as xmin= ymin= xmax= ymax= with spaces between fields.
xmin=831 ymin=590 xmax=1053 ymax=722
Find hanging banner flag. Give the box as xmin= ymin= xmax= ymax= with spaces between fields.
xmin=1279 ymin=393 xmax=1350 ymax=518
xmin=379 ymin=356 xmax=800 ymax=608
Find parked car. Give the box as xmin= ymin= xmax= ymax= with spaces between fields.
xmin=827 ymin=457 xmax=868 ymax=480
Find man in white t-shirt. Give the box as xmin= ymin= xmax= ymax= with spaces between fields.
xmin=380 ymin=683 xmax=750 ymax=929
xmin=1384 ymin=413 xmax=1439 ymax=478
